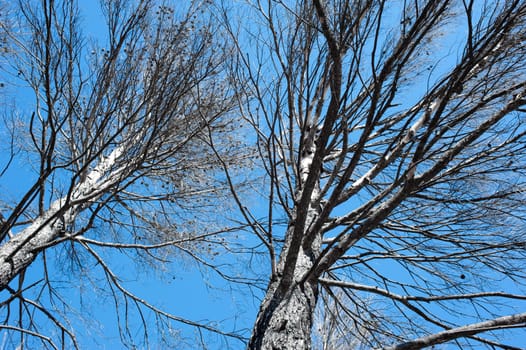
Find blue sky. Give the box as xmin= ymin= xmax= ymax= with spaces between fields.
xmin=0 ymin=2 xmax=260 ymax=349
xmin=1 ymin=1 xmax=526 ymax=349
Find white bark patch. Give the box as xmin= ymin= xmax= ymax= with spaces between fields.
xmin=350 ymin=98 xmax=441 ymax=190
xmin=77 ymin=145 xmax=125 ymax=197
xmin=300 ymin=150 xmax=315 ymax=183
xmin=0 ymin=144 xmax=127 ymax=290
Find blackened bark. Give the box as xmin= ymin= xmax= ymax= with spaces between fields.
xmin=248 ymin=277 xmax=318 ymax=350
xmin=249 ymin=200 xmax=322 ymax=349
xmin=248 ymin=112 xmax=323 ymax=349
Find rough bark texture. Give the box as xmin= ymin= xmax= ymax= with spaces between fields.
xmin=0 ymin=147 xmax=119 ymax=291
xmin=248 ymin=228 xmax=320 ymax=350
xmin=0 ymin=216 xmax=59 ymax=291
xmin=249 ymin=277 xmax=318 ymax=350
xmin=249 ymin=126 xmax=323 ymax=349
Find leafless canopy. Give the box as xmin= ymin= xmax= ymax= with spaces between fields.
xmin=0 ymin=0 xmax=249 ymax=348
xmin=226 ymin=0 xmax=526 ymax=348
xmin=1 ymin=0 xmax=526 ymax=348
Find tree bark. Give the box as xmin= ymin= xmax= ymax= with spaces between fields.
xmin=0 ymin=146 xmax=123 ymax=291
xmin=0 ymin=214 xmax=60 ymax=291
xmin=248 ymin=102 xmax=324 ymax=349
xmin=249 ymin=185 xmax=322 ymax=349
xmin=385 ymin=312 xmax=526 ymax=350
xmin=248 ymin=247 xmax=319 ymax=350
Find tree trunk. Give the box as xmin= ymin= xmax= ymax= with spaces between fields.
xmin=248 ymin=123 xmax=323 ymax=349
xmin=248 ymin=251 xmax=319 ymax=350
xmin=0 ymin=147 xmax=125 ymax=291
xmin=248 ymin=204 xmax=322 ymax=349
xmin=0 ymin=215 xmax=60 ymax=291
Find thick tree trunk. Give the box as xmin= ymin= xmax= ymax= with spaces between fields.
xmin=0 ymin=214 xmax=60 ymax=291
xmin=0 ymin=147 xmax=122 ymax=291
xmin=248 ymin=276 xmax=318 ymax=350
xmin=248 ymin=206 xmax=322 ymax=349
xmin=248 ymin=123 xmax=323 ymax=349
xmin=248 ymin=234 xmax=320 ymax=350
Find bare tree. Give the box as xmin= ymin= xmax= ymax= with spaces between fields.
xmin=2 ymin=0 xmax=526 ymax=349
xmin=0 ymin=0 xmax=251 ymax=348
xmin=223 ymin=0 xmax=526 ymax=349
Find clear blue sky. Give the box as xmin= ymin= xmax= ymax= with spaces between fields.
xmin=0 ymin=2 xmax=259 ymax=349
xmin=1 ymin=1 xmax=525 ymax=349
